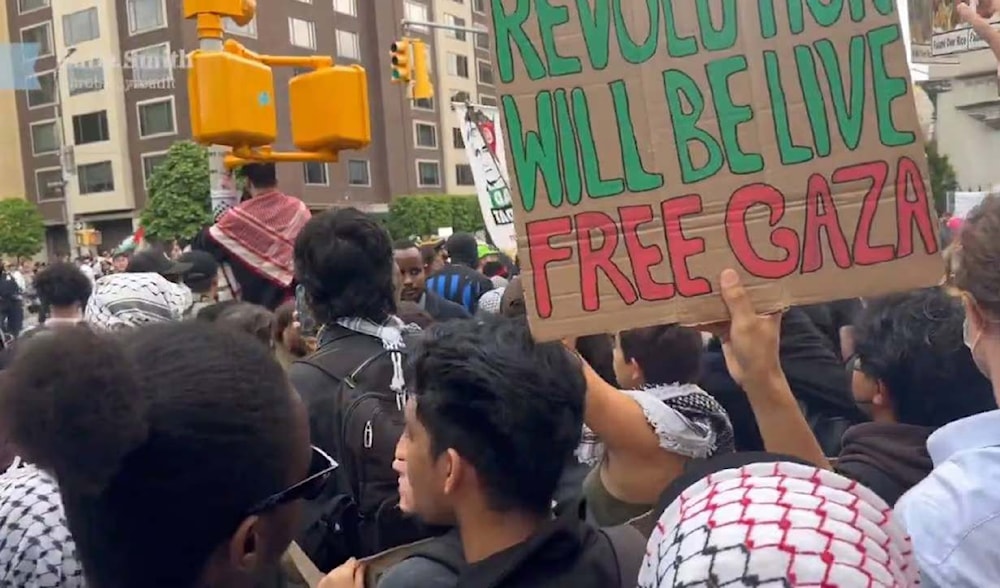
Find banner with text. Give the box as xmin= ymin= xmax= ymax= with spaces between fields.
xmin=908 ymin=0 xmax=933 ymax=62
xmin=453 ymin=103 xmax=517 ymax=250
xmin=931 ymin=0 xmax=1000 ymax=56
xmin=490 ymin=0 xmax=944 ymax=341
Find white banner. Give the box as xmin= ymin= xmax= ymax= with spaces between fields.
xmin=453 ymin=103 xmax=517 ymax=251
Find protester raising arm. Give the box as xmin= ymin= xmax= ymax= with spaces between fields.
xmin=712 ymin=269 xmax=831 ymax=469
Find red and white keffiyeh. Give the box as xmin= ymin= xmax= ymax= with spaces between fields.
xmin=639 ymin=461 xmax=919 ymax=587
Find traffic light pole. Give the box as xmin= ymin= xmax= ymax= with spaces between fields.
xmin=400 ymin=20 xmax=489 ymax=38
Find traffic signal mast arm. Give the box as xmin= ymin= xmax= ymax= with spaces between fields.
xmin=393 ymin=19 xmax=489 ymax=102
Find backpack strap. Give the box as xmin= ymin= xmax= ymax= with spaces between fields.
xmin=404 ymin=532 xmax=465 ymax=574
xmin=600 ymin=525 xmax=647 ymax=588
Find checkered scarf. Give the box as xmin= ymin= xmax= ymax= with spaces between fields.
xmin=335 ymin=317 xmax=422 ymax=398
xmin=639 ymin=461 xmax=919 ymax=587
xmin=85 ymin=273 xmax=193 ymax=331
xmin=575 ymin=383 xmax=734 ymax=467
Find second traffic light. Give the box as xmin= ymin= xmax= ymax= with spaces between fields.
xmin=390 ymin=39 xmax=412 ymax=83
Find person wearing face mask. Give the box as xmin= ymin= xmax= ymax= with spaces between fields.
xmin=894 ymin=191 xmax=1000 ymax=586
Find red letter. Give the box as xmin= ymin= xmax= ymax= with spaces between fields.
xmin=526 ymin=217 xmax=573 ymax=319
xmin=801 ymin=174 xmax=852 ymax=274
xmin=725 ymin=183 xmax=800 ymax=279
xmin=895 ymin=156 xmax=941 ymax=257
xmin=575 ymin=211 xmax=639 ymax=312
xmin=618 ymin=205 xmax=675 ymax=302
xmin=832 ymin=161 xmax=894 ymax=266
xmin=661 ymin=195 xmax=712 ymax=297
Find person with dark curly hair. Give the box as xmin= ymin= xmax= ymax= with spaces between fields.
xmin=32 ymin=262 xmax=92 ymax=329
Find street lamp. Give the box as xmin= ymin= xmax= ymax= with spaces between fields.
xmin=52 ymin=47 xmax=77 ymax=257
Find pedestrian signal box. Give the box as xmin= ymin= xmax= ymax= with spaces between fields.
xmin=188 ymin=50 xmax=277 ymax=147
xmin=289 ymin=65 xmax=371 ymax=154
xmin=390 ymin=40 xmax=412 ymax=83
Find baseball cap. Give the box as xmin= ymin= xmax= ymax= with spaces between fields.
xmin=126 ymin=250 xmax=193 ymax=278
xmin=177 ymin=250 xmax=219 ymax=285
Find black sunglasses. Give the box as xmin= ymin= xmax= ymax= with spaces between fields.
xmin=246 ymin=445 xmax=337 ymax=515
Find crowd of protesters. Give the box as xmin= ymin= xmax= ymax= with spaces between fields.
xmin=0 ymin=6 xmax=998 ymax=588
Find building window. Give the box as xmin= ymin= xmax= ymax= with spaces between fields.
xmin=27 ymin=71 xmax=57 ymax=108
xmin=35 ymin=168 xmax=64 ymax=201
xmin=127 ymin=0 xmax=166 ymax=35
xmin=72 ymin=111 xmax=110 ymax=145
xmin=447 ymin=54 xmax=469 ymax=78
xmin=30 ymin=121 xmax=59 ymax=156
xmin=67 ymin=59 xmax=105 ymax=95
xmin=456 ymin=164 xmax=475 ymax=186
xmin=303 ymin=162 xmax=328 ymax=185
xmin=475 ymin=31 xmax=490 ymax=50
xmin=473 ymin=0 xmax=486 ymax=13
xmin=333 ymin=0 xmax=356 ymax=16
xmin=18 ymin=0 xmax=49 ymax=14
xmin=128 ymin=43 xmax=173 ymax=86
xmin=445 ymin=15 xmax=467 ymax=41
xmin=413 ymin=96 xmax=434 ymax=110
xmin=63 ymin=7 xmax=100 ymax=46
xmin=137 ymin=97 xmax=176 ymax=138
xmin=452 ymin=127 xmax=464 ymax=149
xmin=224 ymin=15 xmax=257 ymax=37
xmin=336 ymin=30 xmax=360 ymax=60
xmin=415 ymin=123 xmax=438 ymax=148
xmin=477 ymin=60 xmax=494 ymax=85
xmin=417 ymin=161 xmax=441 ymax=187
xmin=20 ymin=22 xmax=53 ymax=58
xmin=78 ymin=161 xmax=115 ymax=194
xmin=404 ymin=1 xmax=428 ymax=33
xmin=480 ymin=94 xmax=497 ymax=107
xmin=289 ymin=17 xmax=316 ymax=49
xmin=141 ymin=152 xmax=168 ymax=188
xmin=348 ymin=160 xmax=370 ymax=186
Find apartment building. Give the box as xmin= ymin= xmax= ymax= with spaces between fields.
xmin=6 ymin=0 xmax=495 ymax=256
xmin=0 ymin=1 xmax=26 ymax=202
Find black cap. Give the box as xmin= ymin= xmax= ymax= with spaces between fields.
xmin=176 ymin=251 xmax=218 ymax=285
xmin=126 ymin=250 xmax=193 ymax=278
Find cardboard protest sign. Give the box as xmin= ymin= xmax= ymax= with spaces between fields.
xmin=489 ymin=0 xmax=944 ymax=341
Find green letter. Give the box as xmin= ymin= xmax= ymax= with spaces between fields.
xmin=869 ymin=24 xmax=915 ymax=147
xmin=492 ymin=0 xmax=547 ymax=82
xmin=787 ymin=0 xmax=806 ymax=34
xmin=554 ymin=89 xmax=583 ymax=206
xmin=663 ymin=70 xmax=724 ymax=184
xmin=794 ymin=45 xmax=831 ymax=158
xmin=815 ymin=36 xmax=866 ymax=150
xmin=610 ymin=81 xmax=664 ymax=192
xmin=571 ymin=88 xmax=626 ymax=198
xmin=661 ymin=0 xmax=698 ymax=57
xmin=613 ymin=0 xmax=660 ymax=64
xmin=706 ymin=55 xmax=763 ymax=174
xmin=757 ymin=0 xmax=778 ymax=38
xmin=536 ymin=0 xmax=582 ymax=77
xmin=576 ymin=0 xmax=610 ymax=69
xmin=764 ymin=51 xmax=813 ymax=165
xmin=805 ymin=0 xmax=844 ymax=27
xmin=503 ymin=93 xmax=563 ymax=211
xmin=696 ymin=0 xmax=738 ymax=51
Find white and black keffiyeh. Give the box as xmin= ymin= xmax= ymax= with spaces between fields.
xmin=576 ymin=383 xmax=734 ymax=467
xmin=85 ymin=273 xmax=193 ymax=331
xmin=0 ymin=464 xmax=85 ymax=587
xmin=639 ymin=461 xmax=919 ymax=587
xmin=336 ymin=317 xmax=421 ymax=400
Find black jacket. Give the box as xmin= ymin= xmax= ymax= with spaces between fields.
xmin=423 ymin=290 xmax=471 ymax=321
xmin=835 ymin=422 xmax=935 ymax=506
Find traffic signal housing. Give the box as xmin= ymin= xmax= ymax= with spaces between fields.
xmin=411 ymin=39 xmax=433 ymax=101
xmin=289 ymin=65 xmax=372 ymax=154
xmin=188 ymin=50 xmax=277 ymax=147
xmin=390 ymin=39 xmax=412 ymax=84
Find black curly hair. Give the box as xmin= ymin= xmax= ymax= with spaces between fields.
xmin=34 ymin=262 xmax=92 ymax=309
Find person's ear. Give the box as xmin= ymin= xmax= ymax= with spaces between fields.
xmin=872 ymin=380 xmax=890 ymax=408
xmin=963 ymin=295 xmax=989 ymax=334
xmin=441 ymin=448 xmax=464 ymax=497
xmin=228 ymin=515 xmax=265 ymax=573
xmin=629 ymin=358 xmax=644 ymax=387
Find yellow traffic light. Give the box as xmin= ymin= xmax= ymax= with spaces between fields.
xmin=411 ymin=39 xmax=433 ymax=101
xmin=183 ymin=0 xmax=255 ymax=21
xmin=390 ymin=39 xmax=412 ymax=84
xmin=189 ymin=50 xmax=277 ymax=147
xmin=289 ymin=65 xmax=371 ymax=154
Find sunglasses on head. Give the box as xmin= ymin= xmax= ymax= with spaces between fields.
xmin=246 ymin=445 xmax=338 ymax=516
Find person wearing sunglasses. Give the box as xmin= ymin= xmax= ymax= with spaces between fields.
xmin=0 ymin=322 xmax=335 ymax=588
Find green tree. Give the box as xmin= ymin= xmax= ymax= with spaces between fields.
xmin=140 ymin=141 xmax=212 ymax=241
xmin=0 ymin=198 xmax=44 ymax=260
xmin=387 ymin=194 xmax=485 ymax=240
xmin=927 ymin=143 xmax=958 ymax=215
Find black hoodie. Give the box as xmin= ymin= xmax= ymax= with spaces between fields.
xmin=835 ymin=422 xmax=935 ymax=506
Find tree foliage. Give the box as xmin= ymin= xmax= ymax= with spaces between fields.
xmin=387 ymin=195 xmax=485 ymax=240
xmin=0 ymin=199 xmax=45 ymax=260
xmin=140 ymin=141 xmax=212 ymax=241
xmin=926 ymin=143 xmax=958 ymax=215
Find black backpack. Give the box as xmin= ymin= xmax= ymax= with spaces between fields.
xmin=294 ymin=329 xmax=431 ymax=571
